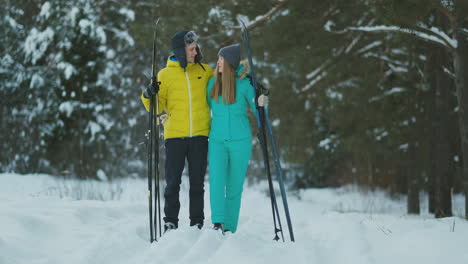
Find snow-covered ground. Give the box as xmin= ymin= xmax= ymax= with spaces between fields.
xmin=0 ymin=173 xmax=467 ymax=264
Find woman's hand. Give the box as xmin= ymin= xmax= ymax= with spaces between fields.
xmin=258 ymin=94 xmax=268 ymax=107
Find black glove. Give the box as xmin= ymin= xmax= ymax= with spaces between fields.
xmin=144 ymin=77 xmax=160 ymax=98
xmin=258 ymin=83 xmax=269 ymax=96
xmin=247 ymin=75 xmax=269 ymax=96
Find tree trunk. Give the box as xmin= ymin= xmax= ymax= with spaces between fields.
xmin=453 ymin=5 xmax=468 ymax=219
xmin=434 ymin=46 xmax=453 ymax=218
xmin=367 ymin=152 xmax=374 ymax=189
xmin=427 ymin=77 xmax=436 ymax=214
xmin=407 ymin=142 xmax=420 ymax=214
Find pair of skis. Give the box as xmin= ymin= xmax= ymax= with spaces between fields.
xmin=241 ymin=21 xmax=295 ymax=242
xmin=146 ymin=18 xmax=162 ymax=243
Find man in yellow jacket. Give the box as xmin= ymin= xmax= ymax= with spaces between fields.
xmin=141 ymin=31 xmax=213 ymax=232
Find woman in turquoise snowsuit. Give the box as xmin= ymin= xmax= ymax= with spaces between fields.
xmin=206 ymin=44 xmax=267 ymax=233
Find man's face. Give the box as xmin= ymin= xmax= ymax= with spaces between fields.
xmin=185 ymin=43 xmax=198 ymax=63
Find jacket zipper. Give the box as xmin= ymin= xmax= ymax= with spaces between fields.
xmin=185 ymin=71 xmax=193 ymax=137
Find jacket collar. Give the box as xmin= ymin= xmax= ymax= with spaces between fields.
xmin=167 ymin=55 xmax=199 ymax=70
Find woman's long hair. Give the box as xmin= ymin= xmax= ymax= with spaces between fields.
xmin=210 ymin=57 xmax=236 ymax=104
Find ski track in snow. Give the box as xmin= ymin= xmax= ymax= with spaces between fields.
xmin=1 ymin=173 xmax=468 ymax=264
xmin=309 ymin=212 xmax=374 ymax=264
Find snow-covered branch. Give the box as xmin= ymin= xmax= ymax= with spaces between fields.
xmin=306 ymin=61 xmax=329 ymax=80
xmin=415 ymin=24 xmax=457 ymax=49
xmin=301 ymin=32 xmax=366 ymax=92
xmin=302 ymin=71 xmax=327 ymax=92
xmin=369 ymin=87 xmax=407 ymax=102
xmin=24 ymin=27 xmax=55 ymax=65
xmin=302 ymin=58 xmax=334 ymax=92
xmin=357 ymin=40 xmax=382 ymax=54
xmin=340 ymin=25 xmax=457 ymax=50
xmin=443 ymin=66 xmax=456 ymax=80
xmin=345 ymin=34 xmax=362 ymax=54
xmin=216 ymin=1 xmax=287 ymax=48
xmin=238 ymin=1 xmax=287 ymax=30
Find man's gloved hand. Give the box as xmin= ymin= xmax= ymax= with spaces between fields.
xmin=257 ymin=94 xmax=268 ymax=107
xmin=144 ymin=77 xmax=160 ymax=98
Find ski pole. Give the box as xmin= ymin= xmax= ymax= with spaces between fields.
xmin=265 ymin=107 xmax=295 ymax=242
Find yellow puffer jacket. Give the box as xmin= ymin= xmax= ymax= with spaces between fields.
xmin=141 ymin=57 xmax=214 ymax=139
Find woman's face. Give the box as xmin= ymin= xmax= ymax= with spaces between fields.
xmin=217 ymin=56 xmax=224 ymax=73
xmin=185 ymin=43 xmax=198 ymax=63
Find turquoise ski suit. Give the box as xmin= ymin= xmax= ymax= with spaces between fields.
xmin=206 ymin=64 xmax=257 ymax=233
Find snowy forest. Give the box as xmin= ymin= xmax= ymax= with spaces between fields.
xmin=2 ymin=0 xmax=468 ymax=220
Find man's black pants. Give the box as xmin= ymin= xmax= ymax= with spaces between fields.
xmin=163 ymin=136 xmax=208 ymax=227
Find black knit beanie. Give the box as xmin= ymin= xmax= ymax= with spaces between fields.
xmin=171 ymin=31 xmax=203 ymax=69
